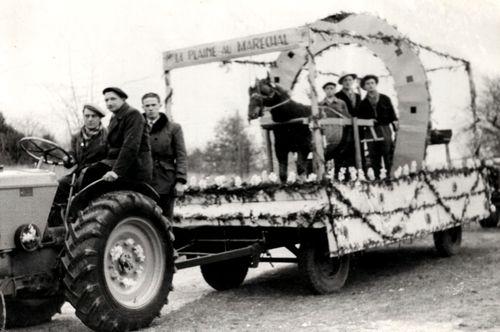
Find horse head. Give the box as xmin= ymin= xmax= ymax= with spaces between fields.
xmin=247 ymin=76 xmax=284 ymax=121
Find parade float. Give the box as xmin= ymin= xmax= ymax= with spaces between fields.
xmin=165 ymin=12 xmax=493 ymax=294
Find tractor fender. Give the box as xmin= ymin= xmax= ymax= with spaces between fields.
xmin=68 ymin=179 xmax=161 ymax=219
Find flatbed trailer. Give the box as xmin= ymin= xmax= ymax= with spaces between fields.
xmin=164 ymin=13 xmax=491 ymax=294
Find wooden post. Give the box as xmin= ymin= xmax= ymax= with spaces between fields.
xmin=465 ymin=61 xmax=480 ymax=157
xmin=164 ymin=70 xmax=173 ymax=121
xmin=265 ymin=130 xmax=274 ymax=172
xmin=306 ymin=28 xmax=325 ymax=178
xmin=352 ymin=117 xmax=362 ymax=169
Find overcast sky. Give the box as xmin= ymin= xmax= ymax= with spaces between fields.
xmin=1 ymin=0 xmax=499 ymax=155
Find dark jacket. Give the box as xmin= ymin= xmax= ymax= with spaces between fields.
xmin=102 ymin=103 xmax=152 ymax=183
xmin=357 ymin=93 xmax=398 ymax=125
xmin=146 ymin=113 xmax=187 ymax=194
xmin=69 ymin=127 xmax=108 ymax=170
xmin=335 ymin=90 xmax=361 ymax=117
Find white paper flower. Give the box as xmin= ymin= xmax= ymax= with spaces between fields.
xmin=286 ymin=172 xmax=297 ymax=183
xmin=306 ymin=173 xmax=318 ymax=182
xmin=379 ymin=168 xmax=387 ymax=180
xmin=366 ymin=168 xmax=375 ymax=181
xmin=339 ymin=167 xmax=346 ymax=174
xmin=338 ymin=172 xmax=345 ymax=181
xmin=133 ymin=244 xmax=146 ymax=262
xmin=261 ymin=170 xmax=269 ymax=182
xmin=410 ymin=161 xmax=418 ymax=173
xmin=250 ymin=174 xmax=262 ymax=186
xmin=349 ymin=168 xmax=357 ymax=181
xmin=402 ymin=164 xmax=410 ymax=176
xmin=393 ymin=166 xmax=402 ymax=178
xmin=474 ymin=159 xmax=482 ymax=167
xmin=234 ymin=176 xmax=243 ymax=187
xmin=357 ymin=169 xmax=366 ymax=181
xmin=268 ymin=172 xmax=279 ymax=183
xmin=199 ymin=179 xmax=208 ymax=190
xmin=485 ymin=159 xmax=494 ymax=167
xmin=214 ymin=175 xmax=226 ymax=187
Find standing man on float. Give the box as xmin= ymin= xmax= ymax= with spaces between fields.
xmin=357 ymin=75 xmax=399 ymax=174
xmin=81 ymin=87 xmax=153 ymax=186
xmin=142 ymin=92 xmax=187 ymax=221
xmin=335 ymin=73 xmax=361 ymax=117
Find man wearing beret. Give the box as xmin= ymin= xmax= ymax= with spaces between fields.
xmin=50 ymin=104 xmax=108 ymax=225
xmin=66 ymin=104 xmax=108 ymax=171
xmin=142 ymin=92 xmax=187 ymax=220
xmin=319 ymin=82 xmax=349 ymax=118
xmin=335 ymin=73 xmax=361 ymax=117
xmin=358 ymin=75 xmax=399 ymax=174
xmin=98 ymin=87 xmax=153 ymax=183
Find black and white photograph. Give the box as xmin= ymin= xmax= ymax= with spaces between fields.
xmin=1 ymin=0 xmax=500 ymax=331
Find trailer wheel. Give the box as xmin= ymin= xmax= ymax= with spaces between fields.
xmin=433 ymin=226 xmax=462 ymax=257
xmin=200 ymin=257 xmax=249 ymax=291
xmin=62 ymin=191 xmax=175 ymax=332
xmin=298 ymin=243 xmax=350 ymax=294
xmin=479 ymin=211 xmax=499 ymax=228
xmin=4 ymin=295 xmax=64 ymax=328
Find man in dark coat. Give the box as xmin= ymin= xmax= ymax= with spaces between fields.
xmin=95 ymin=87 xmax=153 ymax=184
xmin=335 ymin=73 xmax=361 ymax=117
xmin=142 ymin=92 xmax=187 ymax=220
xmin=50 ymin=103 xmax=108 ymax=225
xmin=66 ymin=103 xmax=108 ymax=171
xmin=357 ymin=75 xmax=399 ymax=174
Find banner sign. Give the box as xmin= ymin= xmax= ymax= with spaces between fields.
xmin=163 ymin=27 xmax=307 ymax=70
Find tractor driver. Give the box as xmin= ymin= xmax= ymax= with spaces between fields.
xmin=357 ymin=75 xmax=399 ymax=174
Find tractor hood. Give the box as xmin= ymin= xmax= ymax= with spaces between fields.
xmin=0 ymin=169 xmax=58 ymax=189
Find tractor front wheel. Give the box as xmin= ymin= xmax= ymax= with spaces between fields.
xmin=62 ymin=191 xmax=175 ymax=332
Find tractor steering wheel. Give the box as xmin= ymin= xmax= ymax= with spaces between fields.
xmin=19 ymin=137 xmax=72 ymax=166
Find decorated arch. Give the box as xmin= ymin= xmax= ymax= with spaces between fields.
xmin=270 ymin=13 xmax=431 ymax=171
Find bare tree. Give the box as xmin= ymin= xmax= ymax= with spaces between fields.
xmin=473 ymin=77 xmax=500 ymax=158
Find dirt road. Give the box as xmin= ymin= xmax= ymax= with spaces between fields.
xmin=13 ymin=224 xmax=500 ymax=332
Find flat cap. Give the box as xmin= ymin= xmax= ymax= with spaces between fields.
xmin=82 ymin=103 xmax=106 ymax=117
xmin=322 ymin=82 xmax=336 ymax=89
xmin=360 ymin=75 xmax=379 ymax=89
xmin=102 ymin=87 xmax=128 ymax=99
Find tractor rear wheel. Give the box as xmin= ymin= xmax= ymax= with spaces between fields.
xmin=62 ymin=191 xmax=175 ymax=332
xmin=200 ymin=257 xmax=250 ymax=291
xmin=298 ymin=242 xmax=350 ymax=294
xmin=5 ymin=295 xmax=64 ymax=328
xmin=433 ymin=226 xmax=462 ymax=257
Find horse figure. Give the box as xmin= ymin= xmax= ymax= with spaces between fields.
xmin=248 ymin=77 xmax=354 ymax=182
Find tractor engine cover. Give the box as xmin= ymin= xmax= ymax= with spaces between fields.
xmin=0 ymin=169 xmax=57 ymax=250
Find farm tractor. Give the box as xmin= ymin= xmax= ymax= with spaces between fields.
xmin=0 ymin=137 xmax=175 ymax=331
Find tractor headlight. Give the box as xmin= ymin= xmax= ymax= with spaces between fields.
xmin=15 ymin=224 xmax=41 ymax=251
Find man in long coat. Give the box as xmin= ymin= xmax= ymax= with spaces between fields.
xmin=357 ymin=75 xmax=399 ymax=174
xmin=142 ymin=92 xmax=187 ymax=220
xmin=97 ymin=87 xmax=153 ymax=183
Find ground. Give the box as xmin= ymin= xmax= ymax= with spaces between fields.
xmin=13 ymin=223 xmax=500 ymax=332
